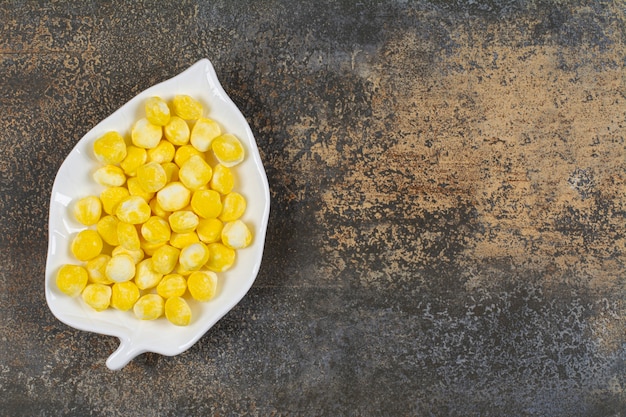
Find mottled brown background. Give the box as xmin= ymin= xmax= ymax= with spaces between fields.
xmin=1 ymin=1 xmax=625 ymax=416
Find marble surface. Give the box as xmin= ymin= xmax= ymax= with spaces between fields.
xmin=1 ymin=1 xmax=625 ymax=415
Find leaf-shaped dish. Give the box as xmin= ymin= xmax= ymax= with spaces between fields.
xmin=45 ymin=59 xmax=270 ymax=370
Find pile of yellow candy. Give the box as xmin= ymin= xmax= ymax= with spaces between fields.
xmin=56 ymin=95 xmax=253 ymax=326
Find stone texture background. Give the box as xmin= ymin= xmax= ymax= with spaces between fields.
xmin=1 ymin=1 xmax=625 ymax=415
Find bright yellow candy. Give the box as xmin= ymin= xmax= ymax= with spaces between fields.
xmin=218 ymin=192 xmax=246 ymax=222
xmin=93 ymin=165 xmax=126 ymax=187
xmin=164 ymin=116 xmax=190 ymax=146
xmin=71 ymin=229 xmax=103 ymax=261
xmin=111 ymin=281 xmax=140 ymax=311
xmin=126 ymin=177 xmax=154 ymax=201
xmin=174 ymin=144 xmax=202 ymax=168
xmin=86 ymin=254 xmax=113 ymax=284
xmin=156 ymin=182 xmax=191 ymax=211
xmin=117 ymin=221 xmax=141 ymax=250
xmin=111 ymin=245 xmax=145 ymax=264
xmin=73 ymin=196 xmax=102 ymax=226
xmin=172 ymin=94 xmax=203 ymax=120
xmin=147 ymin=140 xmax=175 ymax=163
xmin=221 ymin=220 xmax=253 ymax=249
xmin=179 ymin=155 xmax=212 ymax=190
xmin=196 ymin=218 xmax=223 ymax=243
xmin=169 ymin=231 xmax=199 ymax=249
xmin=145 ymin=96 xmax=171 ymax=126
xmin=120 ymin=146 xmax=147 ymax=176
xmin=105 ymin=254 xmax=136 ymax=283
xmin=56 ymin=264 xmax=88 ymax=297
xmin=151 ymin=244 xmax=180 ymax=274
xmin=96 ymin=215 xmax=120 ymax=246
xmin=132 ymin=117 xmax=162 ymax=149
xmin=191 ymin=189 xmax=222 ymax=219
xmin=179 ymin=242 xmax=210 ymax=271
xmin=141 ymin=216 xmax=171 ymax=244
xmin=164 ymin=296 xmax=192 ymax=326
xmin=190 ymin=117 xmax=221 ymax=151
xmin=205 ymin=242 xmax=235 ymax=272
xmin=100 ymin=186 xmax=130 ymax=215
xmin=156 ymin=274 xmax=187 ymax=298
xmin=161 ymin=162 xmax=179 ymax=183
xmin=187 ymin=270 xmax=218 ymax=302
xmin=116 ymin=196 xmax=151 ymax=224
xmin=133 ymin=294 xmax=164 ymax=320
xmin=140 ymin=237 xmax=166 ymax=256
xmin=93 ymin=131 xmax=127 ymax=165
xmin=134 ymin=258 xmax=163 ymax=289
xmin=210 ymin=164 xmax=235 ymax=195
xmin=136 ymin=161 xmax=167 ymax=193
xmin=82 ymin=284 xmax=111 ymax=311
xmin=149 ymin=197 xmax=170 ymax=218
xmin=212 ymin=134 xmax=244 ymax=167
xmin=168 ymin=210 xmax=199 ymax=234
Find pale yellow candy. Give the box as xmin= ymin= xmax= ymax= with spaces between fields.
xmin=190 ymin=117 xmax=221 ymax=152
xmin=151 ymin=244 xmax=180 ymax=274
xmin=205 ymin=242 xmax=235 ymax=272
xmin=105 ymin=254 xmax=136 ymax=283
xmin=179 ymin=242 xmax=209 ymax=271
xmin=93 ymin=131 xmax=127 ymax=165
xmin=71 ymin=229 xmax=103 ymax=261
xmin=141 ymin=216 xmax=171 ymax=244
xmin=147 ymin=140 xmax=175 ymax=163
xmin=187 ymin=270 xmax=218 ymax=302
xmin=73 ymin=196 xmax=102 ymax=226
xmin=86 ymin=254 xmax=113 ymax=284
xmin=56 ymin=264 xmax=88 ymax=297
xmin=82 ymin=284 xmax=111 ymax=311
xmin=196 ymin=218 xmax=223 ymax=243
xmin=139 ymin=237 xmax=166 ymax=257
xmin=117 ymin=221 xmax=141 ymax=250
xmin=191 ymin=189 xmax=222 ymax=219
xmin=133 ymin=294 xmax=164 ymax=320
xmin=169 ymin=231 xmax=199 ymax=249
xmin=96 ymin=215 xmax=119 ymax=246
xmin=164 ymin=116 xmax=190 ymax=146
xmin=116 ymin=196 xmax=151 ymax=224
xmin=210 ymin=164 xmax=234 ymax=195
xmin=219 ymin=192 xmax=246 ymax=222
xmin=212 ymin=134 xmax=244 ymax=167
xmin=168 ymin=210 xmax=199 ymax=234
xmin=174 ymin=144 xmax=203 ymax=168
xmin=145 ymin=96 xmax=171 ymax=126
xmin=134 ymin=258 xmax=163 ymax=289
xmin=221 ymin=220 xmax=253 ymax=249
xmin=132 ymin=118 xmax=162 ymax=149
xmin=172 ymin=95 xmax=203 ymax=120
xmin=179 ymin=155 xmax=212 ymax=190
xmin=126 ymin=177 xmax=154 ymax=201
xmin=93 ymin=165 xmax=126 ymax=187
xmin=164 ymin=296 xmax=192 ymax=326
xmin=156 ymin=274 xmax=187 ymax=298
xmin=156 ymin=182 xmax=191 ymax=212
xmin=111 ymin=281 xmax=140 ymax=311
xmin=120 ymin=146 xmax=147 ymax=176
xmin=112 ymin=245 xmax=144 ymax=264
xmin=161 ymin=162 xmax=179 ymax=183
xmin=149 ymin=197 xmax=170 ymax=218
xmin=100 ymin=186 xmax=130 ymax=215
xmin=136 ymin=161 xmax=167 ymax=193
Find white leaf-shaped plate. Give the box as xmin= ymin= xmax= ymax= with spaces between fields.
xmin=45 ymin=59 xmax=270 ymax=370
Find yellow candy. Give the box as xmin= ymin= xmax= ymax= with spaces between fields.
xmin=96 ymin=215 xmax=119 ymax=246
xmin=190 ymin=117 xmax=221 ymax=151
xmin=210 ymin=164 xmax=235 ymax=195
xmin=117 ymin=221 xmax=141 ymax=250
xmin=221 ymin=220 xmax=253 ymax=249
xmin=120 ymin=146 xmax=147 ymax=176
xmin=151 ymin=244 xmax=180 ymax=274
xmin=93 ymin=131 xmax=127 ymax=165
xmin=116 ymin=195 xmax=151 ymax=224
xmin=149 ymin=197 xmax=170 ymax=218
xmin=168 ymin=210 xmax=199 ymax=234
xmin=179 ymin=154 xmax=212 ymax=190
xmin=187 ymin=270 xmax=218 ymax=302
xmin=82 ymin=284 xmax=111 ymax=311
xmin=219 ymin=192 xmax=246 ymax=222
xmin=172 ymin=94 xmax=203 ymax=120
xmin=71 ymin=229 xmax=103 ymax=261
xmin=105 ymin=254 xmax=136 ymax=283
xmin=169 ymin=231 xmax=199 ymax=249
xmin=126 ymin=177 xmax=154 ymax=201
xmin=212 ymin=134 xmax=244 ymax=167
xmin=145 ymin=96 xmax=171 ymax=126
xmin=141 ymin=216 xmax=171 ymax=244
xmin=156 ymin=274 xmax=187 ymax=298
xmin=161 ymin=162 xmax=179 ymax=183
xmin=136 ymin=161 xmax=167 ymax=193
xmin=164 ymin=116 xmax=190 ymax=146
xmin=73 ymin=196 xmax=102 ymax=226
xmin=179 ymin=242 xmax=209 ymax=271
xmin=174 ymin=144 xmax=202 ymax=168
xmin=86 ymin=254 xmax=113 ymax=284
xmin=93 ymin=165 xmax=126 ymax=187
xmin=139 ymin=237 xmax=166 ymax=256
xmin=164 ymin=296 xmax=192 ymax=326
xmin=156 ymin=182 xmax=191 ymax=211
xmin=205 ymin=242 xmax=235 ymax=272
xmin=100 ymin=186 xmax=130 ymax=215
xmin=191 ymin=189 xmax=222 ymax=219
xmin=134 ymin=258 xmax=163 ymax=290
xmin=111 ymin=245 xmax=145 ymax=264
xmin=147 ymin=140 xmax=175 ymax=163
xmin=56 ymin=264 xmax=88 ymax=297
xmin=196 ymin=218 xmax=223 ymax=243
xmin=133 ymin=294 xmax=164 ymax=320
xmin=110 ymin=281 xmax=140 ymax=311
xmin=132 ymin=117 xmax=162 ymax=149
